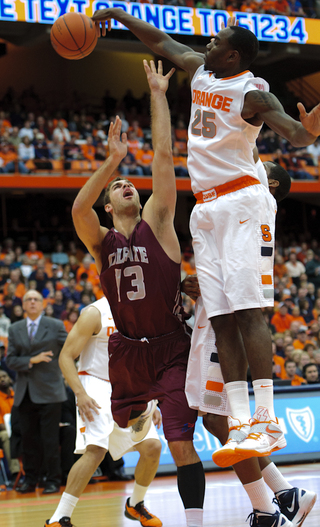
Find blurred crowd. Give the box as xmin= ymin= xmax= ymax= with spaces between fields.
xmin=0 ymin=84 xmax=319 ymax=180
xmin=1 ymin=235 xmax=320 ymax=388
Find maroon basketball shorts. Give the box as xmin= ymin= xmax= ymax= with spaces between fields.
xmin=108 ymin=327 xmax=197 ymax=442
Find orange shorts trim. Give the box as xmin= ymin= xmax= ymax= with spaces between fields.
xmin=194 ymin=175 xmax=260 ymax=204
xmin=78 ymin=371 xmax=110 ymax=382
xmin=205 ymin=380 xmax=224 ymax=393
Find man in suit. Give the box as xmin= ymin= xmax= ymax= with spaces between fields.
xmin=6 ymin=289 xmax=67 ymax=494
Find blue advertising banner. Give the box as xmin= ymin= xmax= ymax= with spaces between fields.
xmin=1 ymin=2 xmax=320 ymax=45
xmin=123 ymin=388 xmax=320 ymax=470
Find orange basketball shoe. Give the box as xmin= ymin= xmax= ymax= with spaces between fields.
xmin=212 ymin=416 xmax=250 ymax=467
xmin=125 ymin=498 xmax=162 ymax=527
xmin=44 ymin=518 xmax=73 ymax=527
xmin=235 ymin=406 xmax=286 ymax=458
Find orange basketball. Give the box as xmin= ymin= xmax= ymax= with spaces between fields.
xmin=50 ymin=12 xmax=98 ymax=60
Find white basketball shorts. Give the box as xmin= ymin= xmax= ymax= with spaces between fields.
xmin=190 ymin=183 xmax=276 ymax=318
xmin=185 ymin=297 xmax=230 ymax=416
xmin=75 ymin=375 xmax=160 ymax=460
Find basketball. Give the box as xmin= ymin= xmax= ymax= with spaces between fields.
xmin=50 ymin=12 xmax=98 ymax=60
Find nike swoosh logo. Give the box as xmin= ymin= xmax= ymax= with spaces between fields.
xmin=239 ymin=219 xmax=250 ymax=224
xmin=287 ymin=493 xmax=295 ymax=513
xmin=266 ymin=425 xmax=282 ymax=434
xmin=198 ymin=325 xmax=206 ymax=329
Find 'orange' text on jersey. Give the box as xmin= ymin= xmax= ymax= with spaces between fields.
xmin=192 ymin=91 xmax=233 ymax=112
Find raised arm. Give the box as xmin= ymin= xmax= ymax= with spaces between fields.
xmin=71 ymin=116 xmax=127 ymax=272
xmin=142 ymin=60 xmax=181 ymax=263
xmin=92 ymin=8 xmax=203 ymax=78
xmin=58 ymin=306 xmax=102 ymax=423
xmin=243 ymin=91 xmax=320 ymax=147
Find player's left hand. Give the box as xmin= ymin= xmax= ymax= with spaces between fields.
xmin=143 ymin=60 xmax=175 ymax=95
xmin=152 ymin=408 xmax=162 ymax=429
xmin=181 ymin=274 xmax=201 ymax=301
xmin=108 ymin=115 xmax=127 ymax=161
xmin=298 ymin=102 xmax=320 ymax=137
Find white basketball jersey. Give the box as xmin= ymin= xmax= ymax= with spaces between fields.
xmin=77 ymin=297 xmax=116 ymax=381
xmin=188 ymin=66 xmax=269 ymax=193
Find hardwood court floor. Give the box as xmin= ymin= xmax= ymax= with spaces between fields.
xmin=0 ymin=463 xmax=319 ymax=527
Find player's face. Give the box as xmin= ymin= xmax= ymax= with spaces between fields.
xmin=107 ymin=180 xmax=141 ymax=216
xmin=204 ymin=29 xmax=234 ymax=74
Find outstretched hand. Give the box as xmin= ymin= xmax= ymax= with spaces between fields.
xmin=92 ymin=9 xmax=114 ymax=37
xmin=298 ymin=102 xmax=320 ymax=138
xmin=221 ymin=16 xmax=239 ymax=29
xmin=143 ymin=59 xmax=175 ymax=95
xmin=108 ymin=115 xmax=127 ymax=161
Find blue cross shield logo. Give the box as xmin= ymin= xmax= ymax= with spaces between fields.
xmin=286 ymin=407 xmax=314 ymax=443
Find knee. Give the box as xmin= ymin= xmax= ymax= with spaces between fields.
xmin=85 ymin=445 xmax=107 ymax=464
xmin=203 ymin=414 xmax=228 ymax=445
xmin=137 ymin=439 xmax=161 ymax=463
xmin=168 ymin=440 xmax=199 ymax=467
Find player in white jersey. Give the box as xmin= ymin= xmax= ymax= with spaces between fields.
xmin=184 ymin=163 xmax=316 ymax=526
xmin=92 ymin=10 xmax=320 ymax=484
xmin=45 ymin=297 xmax=163 ymax=527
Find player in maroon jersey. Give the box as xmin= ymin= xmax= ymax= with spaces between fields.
xmin=72 ymin=61 xmax=205 ymax=527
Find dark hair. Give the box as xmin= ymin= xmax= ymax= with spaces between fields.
xmin=269 ymin=162 xmax=291 ymax=202
xmin=228 ymin=26 xmax=259 ymax=68
xmin=302 ymin=362 xmax=319 ymax=376
xmin=285 ymin=358 xmax=296 ymax=367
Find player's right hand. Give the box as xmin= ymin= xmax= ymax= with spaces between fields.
xmin=92 ymin=8 xmax=117 ymax=36
xmin=77 ymin=392 xmax=101 ymax=422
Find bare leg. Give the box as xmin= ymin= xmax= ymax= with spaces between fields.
xmin=133 ymin=438 xmax=161 ymax=486
xmin=65 ymin=445 xmax=106 ymax=497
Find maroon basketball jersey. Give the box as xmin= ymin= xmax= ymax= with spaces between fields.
xmin=100 ymin=219 xmax=185 ymax=339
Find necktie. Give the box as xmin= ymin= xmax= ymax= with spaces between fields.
xmin=29 ymin=322 xmax=36 ymax=342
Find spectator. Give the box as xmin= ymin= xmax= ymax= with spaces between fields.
xmin=283 ymin=359 xmax=306 ymax=386
xmin=291 ymin=306 xmax=306 ymax=326
xmin=33 ymin=133 xmax=52 ymax=170
xmin=293 ymin=326 xmax=312 ymax=349
xmin=94 ymin=139 xmax=107 ymax=161
xmin=20 ymin=255 xmax=34 ymax=280
xmin=8 ymin=126 xmax=21 ymax=149
xmin=288 ymin=0 xmax=306 ymax=15
xmin=285 ymin=252 xmax=306 ymax=286
xmin=81 ymin=136 xmax=96 ymax=163
xmin=172 ymin=146 xmax=188 ymax=177
xmin=61 ymin=278 xmax=81 ymax=305
xmin=63 ymin=308 xmax=79 ymax=333
xmin=0 ymin=304 xmax=11 ymax=346
xmin=0 ymin=142 xmax=29 ymax=174
xmin=127 ymin=130 xmax=143 ymax=157
xmin=119 ymin=152 xmax=144 ymax=176
xmin=75 ymin=255 xmax=99 ymax=288
xmin=53 ymin=120 xmax=71 ymax=143
xmin=306 ymin=138 xmax=320 ymax=166
xmin=274 ymin=0 xmax=291 ymax=14
xmin=10 ymin=304 xmax=24 ymax=323
xmin=18 ymin=136 xmax=35 ymax=165
xmin=24 ymin=241 xmax=44 ymax=263
xmin=3 ymin=269 xmax=26 ymax=300
xmin=271 ymin=303 xmax=294 ymax=333
xmin=274 ymin=254 xmax=288 ymax=280
xmin=28 ymin=265 xmax=49 ymax=293
xmin=44 ymin=304 xmax=55 ymax=317
xmin=303 ymin=363 xmax=320 ymax=384
xmin=52 ymin=290 xmax=65 ymax=320
xmin=6 ymin=290 xmax=67 ymax=494
xmin=135 ymin=142 xmax=154 ymax=175
xmin=297 ymin=351 xmax=313 ymax=376
xmin=0 ymin=369 xmax=20 ymax=479
xmin=63 ymin=137 xmax=82 ymax=169
xmin=35 ymin=116 xmax=52 ymax=140
xmin=18 ymin=120 xmax=34 ymax=141
xmin=305 ymin=249 xmax=320 ymax=290
xmin=303 ymin=342 xmax=317 ymax=361
xmin=272 ymin=340 xmax=285 ymax=378
xmin=51 ymin=242 xmax=69 ymax=266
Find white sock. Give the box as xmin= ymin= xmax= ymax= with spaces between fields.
xmin=252 ymin=379 xmax=276 ymax=421
xmin=49 ymin=492 xmax=79 ymax=523
xmin=129 ymin=482 xmax=148 ymax=507
xmin=261 ymin=462 xmax=293 ymax=494
xmin=225 ymin=381 xmax=251 ymax=424
xmin=243 ymin=478 xmax=275 ymax=514
xmin=185 ymin=508 xmax=203 ymax=527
